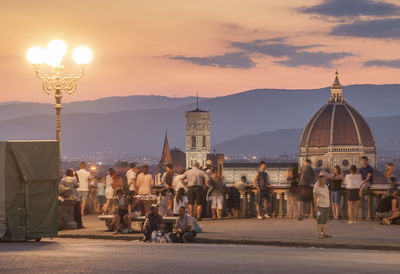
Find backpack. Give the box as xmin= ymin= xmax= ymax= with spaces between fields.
xmin=376 ymin=195 xmax=393 ymax=213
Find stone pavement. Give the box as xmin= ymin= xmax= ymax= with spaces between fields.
xmin=57 ymin=215 xmax=400 ymax=251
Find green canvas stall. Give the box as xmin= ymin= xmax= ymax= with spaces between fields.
xmin=0 ymin=141 xmax=59 ymax=241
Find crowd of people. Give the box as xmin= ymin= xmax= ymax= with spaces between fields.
xmin=58 ymin=156 xmax=399 ymax=241
xmin=284 ymin=156 xmax=400 ymax=238
xmin=58 ymin=160 xmax=234 ymax=242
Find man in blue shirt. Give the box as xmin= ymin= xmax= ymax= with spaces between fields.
xmin=359 ymin=156 xmax=373 ymax=198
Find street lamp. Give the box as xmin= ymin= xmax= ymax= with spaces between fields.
xmin=26 ymin=39 xmax=92 ymax=176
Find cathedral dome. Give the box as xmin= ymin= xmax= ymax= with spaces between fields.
xmin=300 ymin=72 xmax=375 ymax=148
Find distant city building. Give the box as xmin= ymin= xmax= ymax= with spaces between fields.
xmin=158 ymin=131 xmax=186 ymax=172
xmin=185 ymin=100 xmax=211 ymax=168
xmin=158 ymin=131 xmax=172 ymax=172
xmin=223 ymin=162 xmax=295 ymax=185
xmin=299 ymin=72 xmax=377 ymax=170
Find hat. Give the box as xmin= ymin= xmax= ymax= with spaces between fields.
xmin=206 ymin=160 xmax=213 ymax=166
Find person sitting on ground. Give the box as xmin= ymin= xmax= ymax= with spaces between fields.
xmin=111 ymin=189 xmax=129 ymax=234
xmin=124 ymin=192 xmax=146 ymax=232
xmin=382 ymin=190 xmax=400 ymax=225
xmin=174 ymin=206 xmax=196 ymax=243
xmin=344 ymin=165 xmax=363 ymax=224
xmin=143 ymin=204 xmax=163 ymax=242
xmin=173 ymin=187 xmax=188 ymax=216
xmin=313 ymin=172 xmax=331 ymax=239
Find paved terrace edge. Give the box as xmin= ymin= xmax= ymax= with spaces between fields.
xmin=56 ymin=234 xmax=400 ymax=252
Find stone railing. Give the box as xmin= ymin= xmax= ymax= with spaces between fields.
xmin=239 ymin=184 xmax=392 ymax=220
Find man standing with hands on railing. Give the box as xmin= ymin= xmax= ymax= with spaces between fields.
xmin=253 ymin=161 xmax=272 ymax=220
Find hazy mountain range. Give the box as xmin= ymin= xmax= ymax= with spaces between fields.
xmin=0 ymin=84 xmax=399 ymax=159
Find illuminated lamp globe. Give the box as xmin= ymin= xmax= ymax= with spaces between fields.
xmin=73 ymin=46 xmax=92 ymax=65
xmin=44 ymin=50 xmax=64 ymax=67
xmin=44 ymin=40 xmax=67 ymax=67
xmin=47 ymin=39 xmax=67 ymax=57
xmin=26 ymin=46 xmax=45 ymax=65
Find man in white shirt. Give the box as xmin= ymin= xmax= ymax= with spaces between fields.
xmin=173 ymin=169 xmax=187 ymax=192
xmin=76 ymin=162 xmax=93 ymax=216
xmin=182 ymin=162 xmax=209 ymax=221
xmin=136 ymin=165 xmax=154 ymax=195
xmin=126 ymin=163 xmax=137 ymax=192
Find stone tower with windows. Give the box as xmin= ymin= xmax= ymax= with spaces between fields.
xmin=185 ymin=100 xmax=211 ymax=169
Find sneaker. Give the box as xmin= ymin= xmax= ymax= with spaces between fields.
xmin=348 ymin=221 xmax=353 ymax=224
xmin=257 ymin=215 xmax=263 ymax=220
xmin=263 ymin=214 xmax=271 ymax=218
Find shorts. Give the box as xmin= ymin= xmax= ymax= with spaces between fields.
xmin=317 ymin=207 xmax=330 ymax=224
xmin=97 ymin=195 xmax=106 ymax=207
xmin=188 ymin=186 xmax=204 ymax=206
xmin=360 ymin=182 xmax=372 ymax=194
xmin=118 ymin=209 xmax=129 ymax=222
xmin=79 ymin=191 xmax=89 ymax=201
xmin=330 ymin=191 xmax=342 ymax=204
xmin=210 ymin=196 xmax=224 ymax=209
xmin=347 ymin=189 xmax=360 ymax=201
xmin=256 ymin=188 xmax=270 ymax=205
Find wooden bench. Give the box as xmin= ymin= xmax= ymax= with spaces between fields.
xmin=98 ymin=215 xmax=178 ymax=232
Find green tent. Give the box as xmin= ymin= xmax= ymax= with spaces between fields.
xmin=0 ymin=141 xmax=59 ymax=241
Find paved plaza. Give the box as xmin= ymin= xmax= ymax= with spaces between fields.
xmin=58 ymin=215 xmax=400 ymax=251
xmin=1 ymin=239 xmax=399 ymax=273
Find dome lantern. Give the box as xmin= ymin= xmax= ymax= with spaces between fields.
xmin=329 ymin=71 xmax=345 ymax=104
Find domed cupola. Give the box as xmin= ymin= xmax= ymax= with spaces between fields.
xmin=299 ymin=72 xmax=376 ymax=170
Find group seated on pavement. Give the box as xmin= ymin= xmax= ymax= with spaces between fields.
xmin=103 ymin=190 xmax=197 ymax=243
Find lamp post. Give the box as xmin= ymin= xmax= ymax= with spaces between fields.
xmin=26 ymin=40 xmax=92 ymax=176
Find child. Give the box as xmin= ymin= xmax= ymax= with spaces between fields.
xmin=313 ymin=172 xmax=330 ymax=239
xmin=174 ymin=187 xmax=188 ymax=216
xmin=96 ymin=177 xmax=106 ymax=214
xmin=158 ymin=189 xmax=170 ymax=216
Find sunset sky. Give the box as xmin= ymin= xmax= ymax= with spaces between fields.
xmin=1 ymin=0 xmax=400 ymax=103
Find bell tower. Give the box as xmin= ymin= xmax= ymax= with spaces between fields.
xmin=185 ymin=96 xmax=211 ymax=168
